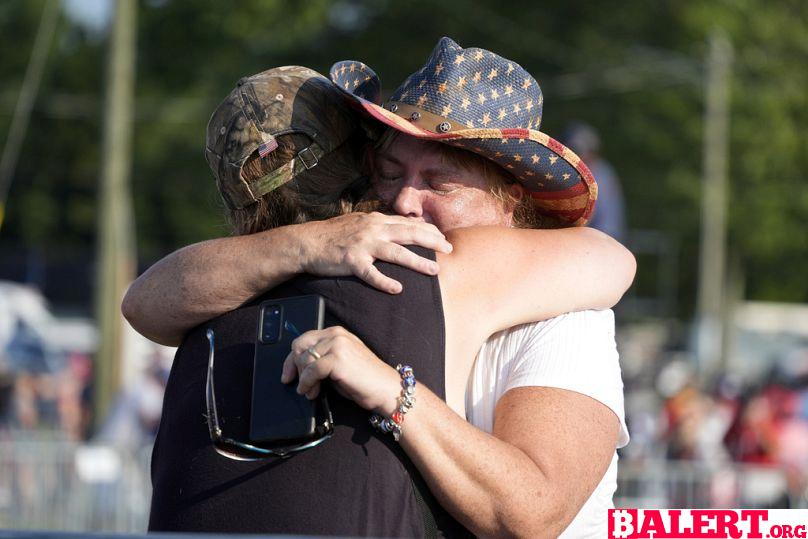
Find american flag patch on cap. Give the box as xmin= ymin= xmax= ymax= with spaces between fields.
xmin=258 ymin=137 xmax=278 ymax=158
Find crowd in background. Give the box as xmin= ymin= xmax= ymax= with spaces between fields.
xmin=4 ymin=289 xmax=808 ymax=509
xmin=619 ymin=328 xmax=808 ymax=508
xmin=0 ymin=351 xmax=93 ymax=441
xmin=2 ymin=122 xmax=807 ymax=508
xmin=1 ymin=351 xmax=168 ymax=446
xmin=0 ymin=301 xmax=169 ymax=447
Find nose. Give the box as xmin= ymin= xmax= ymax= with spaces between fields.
xmin=391 ymin=184 xmax=424 ymax=220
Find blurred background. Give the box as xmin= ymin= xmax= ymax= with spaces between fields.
xmin=0 ymin=0 xmax=806 ymax=532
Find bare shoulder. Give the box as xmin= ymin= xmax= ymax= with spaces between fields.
xmin=442 ymin=225 xmax=614 ymax=254
xmin=437 ymin=225 xmax=630 ymax=293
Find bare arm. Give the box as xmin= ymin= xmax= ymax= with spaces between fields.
xmin=122 ymin=212 xmax=452 ymax=346
xmin=122 ymin=225 xmax=302 ymax=346
xmin=287 ymin=321 xmax=620 ymax=537
xmin=438 ymin=225 xmax=635 ymax=342
xmin=402 ymin=386 xmax=618 ymax=537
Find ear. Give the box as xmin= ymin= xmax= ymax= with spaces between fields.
xmin=508 ymin=183 xmax=526 ymax=201
xmin=501 ymin=183 xmax=525 ymax=227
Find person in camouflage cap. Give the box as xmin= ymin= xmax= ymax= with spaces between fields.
xmin=129 ymin=39 xmax=634 ymax=538
xmin=203 ymin=65 xmax=370 ymax=234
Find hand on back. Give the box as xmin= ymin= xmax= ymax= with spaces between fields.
xmin=298 ymin=212 xmax=453 ymax=294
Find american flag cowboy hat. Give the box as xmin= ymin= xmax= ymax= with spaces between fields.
xmin=330 ymin=37 xmax=598 ymax=226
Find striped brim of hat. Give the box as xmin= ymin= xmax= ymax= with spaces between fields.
xmin=330 ymin=37 xmax=598 ymax=226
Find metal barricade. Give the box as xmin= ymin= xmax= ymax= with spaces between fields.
xmin=0 ymin=432 xmax=152 ymax=533
xmin=1 ymin=435 xmax=805 ymax=533
xmin=616 ymin=459 xmax=799 ymax=509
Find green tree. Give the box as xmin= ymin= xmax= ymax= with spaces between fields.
xmin=1 ymin=0 xmax=805 ymax=314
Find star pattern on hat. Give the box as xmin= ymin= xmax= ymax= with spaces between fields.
xmin=385 ymin=40 xmax=543 ymax=135
xmin=329 ymin=37 xmax=597 ymax=224
xmin=379 ymin=38 xmax=584 ymax=193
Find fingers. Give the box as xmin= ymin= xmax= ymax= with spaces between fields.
xmin=304 ymin=381 xmax=321 ymax=400
xmin=283 ymin=327 xmax=391 ymax=410
xmin=383 ymin=218 xmax=453 ymax=253
xmin=344 ymin=221 xmax=447 ymax=293
xmin=297 ymin=357 xmax=334 ymax=397
xmin=280 ymin=353 xmax=298 ymax=384
xmin=283 ymin=328 xmax=348 ymax=389
xmin=281 ymin=347 xmax=325 ymax=397
xmin=281 ymin=330 xmax=328 ymax=384
xmin=366 ymin=213 xmax=452 ymax=253
xmin=354 ymin=241 xmax=441 ymax=293
xmin=343 ymin=251 xmax=403 ymax=293
xmin=357 ymin=263 xmax=403 ymax=294
xmin=374 ymin=243 xmax=440 ymax=277
xmin=289 ymin=329 xmax=330 ymax=355
xmin=307 ymin=213 xmax=452 ymax=292
xmin=280 ymin=346 xmax=319 ymax=386
xmin=295 ymin=329 xmax=358 ymax=397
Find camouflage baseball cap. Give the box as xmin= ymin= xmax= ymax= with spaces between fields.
xmin=205 ymin=65 xmax=361 ymax=210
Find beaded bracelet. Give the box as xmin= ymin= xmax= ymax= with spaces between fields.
xmin=369 ymin=364 xmax=416 ymax=442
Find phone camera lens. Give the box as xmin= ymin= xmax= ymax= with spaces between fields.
xmin=261 ymin=305 xmax=283 ymax=344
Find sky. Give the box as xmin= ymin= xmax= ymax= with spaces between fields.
xmin=61 ymin=0 xmax=113 ymax=34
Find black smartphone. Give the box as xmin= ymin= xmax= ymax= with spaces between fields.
xmin=249 ymin=294 xmax=333 ymax=449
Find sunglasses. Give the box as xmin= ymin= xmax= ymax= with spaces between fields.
xmin=205 ymin=326 xmax=329 ymax=461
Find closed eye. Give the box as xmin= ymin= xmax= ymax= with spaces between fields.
xmin=427 ymin=179 xmax=461 ymax=194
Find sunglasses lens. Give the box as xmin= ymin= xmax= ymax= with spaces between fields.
xmin=213 ymin=440 xmax=265 ymax=461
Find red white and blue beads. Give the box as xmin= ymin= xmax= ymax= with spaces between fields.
xmin=370 ymin=364 xmax=416 ymax=442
